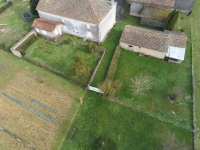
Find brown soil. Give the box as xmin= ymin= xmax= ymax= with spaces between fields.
xmin=0 ymin=71 xmax=77 ymax=150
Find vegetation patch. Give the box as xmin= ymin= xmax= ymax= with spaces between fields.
xmin=0 ymin=50 xmax=84 ymax=150
xmin=0 ymin=0 xmax=12 ymax=14
xmin=60 ymin=91 xmax=192 ymax=150
xmin=24 ymin=36 xmax=101 ymax=84
xmin=0 ymin=0 xmax=35 ymax=51
xmin=16 ymin=34 xmax=37 ymax=55
xmin=191 ymin=0 xmax=200 ymax=149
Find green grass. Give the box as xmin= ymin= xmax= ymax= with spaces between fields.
xmin=191 ymin=1 xmax=200 ymax=149
xmin=60 ymin=91 xmax=192 ymax=150
xmin=0 ymin=0 xmax=6 ymax=7
xmin=25 ymin=37 xmax=101 ymax=84
xmin=113 ymin=13 xmax=192 ymax=129
xmin=0 ymin=0 xmax=37 ymax=50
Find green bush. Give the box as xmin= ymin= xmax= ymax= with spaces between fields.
xmin=164 ymin=10 xmax=180 ymax=30
xmin=106 ymin=46 xmax=122 ymax=80
xmin=71 ymin=56 xmax=89 ymax=77
xmin=87 ymin=42 xmax=95 ymax=54
xmin=98 ymin=79 xmax=122 ymax=97
xmin=0 ymin=1 xmax=12 ymax=14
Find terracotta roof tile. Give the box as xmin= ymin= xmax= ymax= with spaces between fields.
xmin=36 ymin=0 xmax=112 ymax=24
xmin=120 ymin=25 xmax=187 ymax=52
xmin=32 ymin=18 xmax=61 ymax=32
xmin=131 ymin=0 xmax=175 ymax=7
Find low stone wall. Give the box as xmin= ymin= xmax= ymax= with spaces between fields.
xmin=10 ymin=30 xmax=37 ymax=58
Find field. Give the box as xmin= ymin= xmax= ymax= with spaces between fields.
xmin=191 ymin=0 xmax=200 ymax=149
xmin=24 ymin=36 xmax=101 ymax=84
xmin=60 ymin=91 xmax=192 ymax=150
xmin=0 ymin=0 xmax=35 ymax=50
xmin=0 ymin=50 xmax=84 ymax=150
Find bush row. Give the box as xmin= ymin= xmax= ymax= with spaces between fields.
xmin=0 ymin=1 xmax=12 ymax=14
xmin=106 ymin=46 xmax=122 ymax=80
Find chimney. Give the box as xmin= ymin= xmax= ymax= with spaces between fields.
xmin=107 ymin=0 xmax=114 ymax=7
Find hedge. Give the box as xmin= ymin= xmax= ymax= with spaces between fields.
xmin=0 ymin=1 xmax=13 ymax=14
xmin=106 ymin=46 xmax=122 ymax=80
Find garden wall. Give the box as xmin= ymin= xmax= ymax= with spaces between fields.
xmin=10 ymin=30 xmax=37 ymax=57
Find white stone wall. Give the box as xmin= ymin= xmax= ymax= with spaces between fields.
xmin=120 ymin=42 xmax=166 ymax=59
xmin=98 ymin=3 xmax=117 ymax=42
xmin=130 ymin=2 xmax=143 ymax=16
xmin=38 ymin=11 xmax=99 ymax=42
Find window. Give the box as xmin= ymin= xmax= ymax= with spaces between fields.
xmin=87 ymin=24 xmax=90 ymax=30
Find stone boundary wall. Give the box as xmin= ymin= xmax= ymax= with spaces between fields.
xmin=87 ymin=47 xmax=105 ymax=86
xmin=10 ymin=30 xmax=37 ymax=57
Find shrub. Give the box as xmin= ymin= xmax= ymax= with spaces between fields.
xmin=87 ymin=42 xmax=95 ymax=54
xmin=92 ymin=136 xmax=117 ymax=150
xmin=71 ymin=56 xmax=89 ymax=77
xmin=30 ymin=0 xmax=39 ymax=15
xmin=0 ymin=1 xmax=12 ymax=14
xmin=98 ymin=79 xmax=122 ymax=97
xmin=164 ymin=10 xmax=180 ymax=30
xmin=130 ymin=75 xmax=152 ymax=95
xmin=162 ymin=131 xmax=192 ymax=150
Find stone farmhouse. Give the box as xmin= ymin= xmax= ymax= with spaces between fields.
xmin=126 ymin=0 xmax=196 ymax=28
xmin=120 ymin=25 xmax=187 ymax=63
xmin=32 ymin=0 xmax=117 ymax=42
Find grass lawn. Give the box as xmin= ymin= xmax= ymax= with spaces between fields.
xmin=0 ymin=0 xmax=6 ymax=7
xmin=0 ymin=50 xmax=85 ymax=150
xmin=191 ymin=0 xmax=200 ymax=149
xmin=91 ymin=1 xmax=158 ymax=87
xmin=25 ymin=36 xmax=101 ymax=84
xmin=113 ymin=13 xmax=193 ymax=129
xmin=60 ymin=91 xmax=192 ymax=150
xmin=0 ymin=0 xmax=36 ymax=50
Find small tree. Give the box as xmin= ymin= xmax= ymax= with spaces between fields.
xmin=87 ymin=41 xmax=95 ymax=54
xmin=71 ymin=56 xmax=89 ymax=77
xmin=98 ymin=79 xmax=122 ymax=97
xmin=164 ymin=10 xmax=180 ymax=30
xmin=130 ymin=75 xmax=152 ymax=95
xmin=30 ymin=0 xmax=39 ymax=15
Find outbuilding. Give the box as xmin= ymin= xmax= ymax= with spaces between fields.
xmin=119 ymin=25 xmax=187 ymax=63
xmin=32 ymin=18 xmax=63 ymax=40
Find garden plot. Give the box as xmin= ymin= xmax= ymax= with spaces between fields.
xmin=0 ymin=0 xmax=33 ymax=49
xmin=24 ymin=37 xmax=101 ymax=84
xmin=0 ymin=71 xmax=78 ymax=150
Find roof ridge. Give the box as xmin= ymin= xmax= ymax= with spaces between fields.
xmin=87 ymin=0 xmax=100 ymax=23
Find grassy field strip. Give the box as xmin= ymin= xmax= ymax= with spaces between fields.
xmin=191 ymin=1 xmax=200 ymax=149
xmin=109 ymin=97 xmax=191 ymax=130
xmin=1 ymin=92 xmax=54 ymax=122
xmin=58 ymin=89 xmax=87 ymax=150
xmin=106 ymin=46 xmax=122 ymax=80
xmin=29 ymin=97 xmax=57 ymax=113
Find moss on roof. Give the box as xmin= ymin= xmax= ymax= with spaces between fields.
xmin=141 ymin=5 xmax=173 ymax=21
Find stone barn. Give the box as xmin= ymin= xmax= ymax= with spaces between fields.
xmin=33 ymin=0 xmax=117 ymax=42
xmin=119 ymin=25 xmax=187 ymax=63
xmin=127 ymin=0 xmax=196 ymax=14
xmin=127 ymin=0 xmax=175 ymax=28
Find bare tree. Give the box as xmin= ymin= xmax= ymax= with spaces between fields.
xmin=130 ymin=74 xmax=152 ymax=95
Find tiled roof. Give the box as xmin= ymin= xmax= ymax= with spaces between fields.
xmin=32 ymin=18 xmax=61 ymax=32
xmin=131 ymin=0 xmax=175 ymax=7
xmin=120 ymin=25 xmax=187 ymax=52
xmin=36 ymin=0 xmax=112 ymax=24
xmin=141 ymin=5 xmax=173 ymax=20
